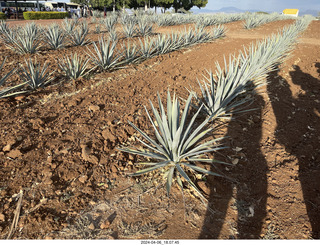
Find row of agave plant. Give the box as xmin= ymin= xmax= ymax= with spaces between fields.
xmin=118 ymin=16 xmax=313 ymax=202
xmin=0 ymin=17 xmax=155 ymax=54
xmin=243 ymin=12 xmax=296 ymax=29
xmin=91 ymin=11 xmax=246 ymax=28
xmin=0 ymin=25 xmax=226 ymax=98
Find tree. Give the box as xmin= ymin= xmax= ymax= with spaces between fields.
xmin=153 ymin=0 xmax=174 ymax=12
xmin=172 ymin=0 xmax=207 ymax=13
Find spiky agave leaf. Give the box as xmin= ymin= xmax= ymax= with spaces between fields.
xmin=212 ymin=25 xmax=226 ymax=39
xmin=18 ymin=58 xmax=54 ymax=90
xmin=190 ymin=20 xmax=307 ymax=120
xmin=69 ymin=23 xmax=90 ymax=46
xmin=3 ymin=22 xmax=42 ymax=54
xmin=122 ymin=42 xmax=139 ymax=64
xmin=62 ymin=18 xmax=78 ymax=34
xmin=139 ymin=37 xmax=157 ymax=59
xmin=122 ymin=21 xmax=136 ymax=38
xmin=104 ymin=16 xmax=118 ymax=32
xmin=0 ymin=57 xmax=15 ymax=87
xmin=108 ymin=28 xmax=118 ymax=42
xmin=137 ymin=17 xmax=153 ymax=36
xmin=58 ymin=53 xmax=91 ymax=80
xmin=0 ymin=20 xmax=9 ymax=35
xmin=44 ymin=24 xmax=66 ymax=50
xmin=119 ymin=91 xmax=229 ymax=199
xmin=154 ymin=34 xmax=173 ymax=55
xmin=0 ymin=57 xmax=26 ymax=99
xmin=87 ymin=36 xmax=123 ymax=71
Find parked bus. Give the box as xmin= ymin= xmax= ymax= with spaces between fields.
xmin=44 ymin=2 xmax=81 ymax=10
xmin=0 ymin=1 xmax=44 ymax=11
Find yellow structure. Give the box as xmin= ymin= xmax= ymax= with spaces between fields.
xmin=282 ymin=9 xmax=299 ymax=17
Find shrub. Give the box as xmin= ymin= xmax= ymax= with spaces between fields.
xmin=0 ymin=13 xmax=6 ymax=20
xmin=23 ymin=11 xmax=69 ymax=20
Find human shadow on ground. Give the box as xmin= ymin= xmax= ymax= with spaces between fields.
xmin=267 ymin=64 xmax=320 ymax=238
xmin=199 ymin=92 xmax=268 ymax=239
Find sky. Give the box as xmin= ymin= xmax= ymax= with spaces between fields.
xmin=202 ymin=0 xmax=320 ymax=12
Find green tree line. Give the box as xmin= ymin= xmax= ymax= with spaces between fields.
xmin=71 ymin=0 xmax=208 ymax=13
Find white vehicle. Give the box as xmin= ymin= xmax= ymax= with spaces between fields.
xmin=44 ymin=2 xmax=80 ymax=11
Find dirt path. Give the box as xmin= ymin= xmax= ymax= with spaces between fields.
xmin=0 ymin=19 xmax=319 ymax=239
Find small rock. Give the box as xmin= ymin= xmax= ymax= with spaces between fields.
xmin=106 ymin=235 xmax=115 ymax=240
xmin=101 ymin=129 xmax=117 ymax=142
xmin=0 ymin=213 xmax=5 ymax=221
xmin=7 ymin=149 xmax=22 ymax=159
xmin=235 ymin=147 xmax=243 ymax=152
xmin=100 ymin=220 xmax=110 ymax=229
xmin=88 ymin=223 xmax=95 ymax=230
xmin=89 ymin=105 xmax=100 ymax=112
xmin=15 ymin=96 xmax=25 ymax=101
xmin=47 ymin=156 xmax=53 ymax=164
xmin=78 ymin=175 xmax=88 ymax=184
xmin=3 ymin=144 xmax=12 ymax=152
xmin=232 ymin=158 xmax=239 ymax=165
xmin=44 ymin=236 xmax=53 ymax=240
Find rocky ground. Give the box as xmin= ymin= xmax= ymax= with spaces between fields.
xmin=0 ymin=18 xmax=319 ymax=239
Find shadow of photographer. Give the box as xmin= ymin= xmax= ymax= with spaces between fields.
xmin=199 ymin=92 xmax=268 ymax=239
xmin=266 ymin=63 xmax=320 ymax=238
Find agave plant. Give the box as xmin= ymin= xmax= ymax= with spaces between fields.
xmin=190 ymin=19 xmax=308 ymax=119
xmin=58 ymin=53 xmax=91 ymax=80
xmin=139 ymin=37 xmax=157 ymax=59
xmin=122 ymin=42 xmax=139 ymax=64
xmin=94 ymin=24 xmax=102 ymax=34
xmin=4 ymin=22 xmax=42 ymax=54
xmin=90 ymin=16 xmax=97 ymax=24
xmin=69 ymin=23 xmax=90 ymax=46
xmin=62 ymin=18 xmax=78 ymax=34
xmin=137 ymin=17 xmax=153 ymax=36
xmin=0 ymin=58 xmax=14 ymax=87
xmin=0 ymin=20 xmax=9 ymax=35
xmin=0 ymin=27 xmax=16 ymax=44
xmin=122 ymin=21 xmax=136 ymax=38
xmin=154 ymin=34 xmax=173 ymax=55
xmin=0 ymin=57 xmax=24 ymax=99
xmin=108 ymin=28 xmax=118 ymax=42
xmin=189 ymin=59 xmax=257 ymax=120
xmin=212 ymin=25 xmax=226 ymax=39
xmin=104 ymin=16 xmax=118 ymax=32
xmin=44 ymin=24 xmax=66 ymax=50
xmin=119 ymin=92 xmax=229 ymax=199
xmin=92 ymin=10 xmax=103 ymax=18
xmin=87 ymin=37 xmax=123 ymax=71
xmin=18 ymin=58 xmax=54 ymax=90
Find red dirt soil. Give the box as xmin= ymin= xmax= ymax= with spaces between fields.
xmin=0 ymin=18 xmax=319 ymax=239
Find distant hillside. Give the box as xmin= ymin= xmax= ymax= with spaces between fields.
xmin=299 ymin=9 xmax=319 ymax=17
